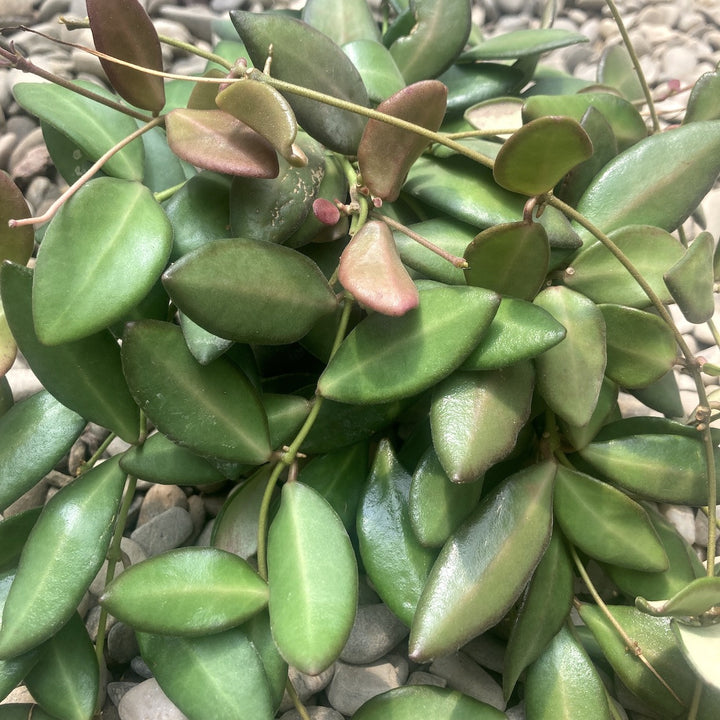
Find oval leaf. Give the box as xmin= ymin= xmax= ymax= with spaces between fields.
xmin=268 ymin=482 xmax=358 ymax=674
xmin=318 ymin=283 xmax=500 ymax=404
xmin=0 ymin=172 xmax=33 ymax=266
xmin=358 ymin=80 xmax=447 ymax=201
xmin=674 ymin=621 xmax=720 ymax=692
xmin=87 ymin=0 xmax=165 ymax=113
xmin=636 ymin=577 xmax=720 ymax=618
xmin=122 ymin=320 xmax=271 ymax=464
xmin=163 ymin=238 xmax=337 ymax=344
xmin=685 ymin=70 xmax=720 ymax=123
xmin=463 ymin=28 xmax=588 ymax=61
xmin=302 ymin=0 xmax=380 ymax=46
xmin=339 ymin=220 xmax=419 ymax=316
xmin=664 ymin=231 xmax=715 ymax=323
xmin=409 ymin=462 xmax=556 ymax=662
xmin=494 ymin=116 xmax=593 ymax=196
xmin=0 ymin=457 xmax=126 ymax=658
xmin=343 ymin=39 xmax=405 ymax=103
xmin=33 ymin=177 xmax=172 ymax=345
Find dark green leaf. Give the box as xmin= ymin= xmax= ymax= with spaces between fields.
xmin=442 ymin=64 xmax=524 ymax=115
xmin=0 ymin=508 xmax=42 ymax=573
xmin=462 ymin=28 xmax=588 ymax=61
xmin=664 ymin=231 xmax=715 ymax=323
xmin=342 ymin=40 xmax=405 ymax=103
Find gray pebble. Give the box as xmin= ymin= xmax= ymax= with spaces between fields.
xmin=85 ymin=603 xmax=117 ymax=642
xmin=279 ymin=664 xmax=336 ymax=712
xmin=0 ymin=133 xmax=18 ymax=171
xmin=462 ymin=633 xmax=506 ymax=674
xmin=2 ymin=475 xmax=49 ymax=517
xmin=107 ymin=622 xmax=141 ymax=665
xmin=0 ymin=0 xmax=35 ymax=21
xmin=107 ymin=681 xmax=138 ymax=708
xmin=137 ymin=483 xmax=189 ymax=527
xmin=90 ymin=536 xmax=147 ymax=596
xmin=279 ymin=707 xmax=344 ymax=720
xmin=194 ymin=518 xmax=215 ymax=546
xmin=186 ymin=493 xmax=206 ymax=541
xmin=130 ymin=506 xmax=194 ymax=556
xmin=660 ymin=504 xmax=697 ymax=546
xmin=326 ymin=658 xmax=407 ymax=716
xmin=36 ymin=0 xmax=71 ymax=23
xmin=10 ymin=142 xmax=51 ymax=182
xmin=406 ymin=670 xmax=447 ymax=688
xmin=130 ymin=655 xmax=153 ymax=680
xmin=506 ymin=703 xmax=527 ymax=720
xmin=340 ymin=603 xmax=409 ymax=665
xmin=158 ymin=6 xmax=217 ymax=43
xmin=430 ymin=651 xmax=506 ymax=711
xmin=118 ymin=678 xmax=188 ymax=720
xmin=5 ymin=366 xmax=43 ymax=402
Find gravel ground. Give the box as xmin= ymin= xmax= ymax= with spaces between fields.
xmin=2 ymin=1 xmax=720 ymax=718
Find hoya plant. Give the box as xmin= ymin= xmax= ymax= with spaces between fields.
xmin=0 ymin=0 xmax=719 ymax=717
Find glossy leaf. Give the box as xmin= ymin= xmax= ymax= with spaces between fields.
xmin=409 ymin=462 xmax=556 ymax=661
xmin=0 ymin=457 xmax=125 ymax=658
xmin=231 ymin=11 xmax=369 ymax=154
xmin=13 ymin=82 xmax=144 ymax=181
xmin=525 ymin=625 xmax=612 ymax=720
xmin=0 ymin=301 xmax=15 ymax=379
xmin=302 ymin=0 xmax=380 ymax=45
xmin=463 ymin=28 xmax=588 ymax=61
xmin=137 ymin=628 xmax=274 ymax=720
xmin=264 ymin=393 xmax=310 ymax=448
xmin=101 ymin=547 xmax=267 ymax=635
xmin=0 ymin=390 xmax=85 ymax=512
xmin=388 ymin=0 xmax=471 ymax=84
xmin=358 ymin=81 xmax=447 ymax=201
xmin=522 ymin=92 xmax=646 ymax=152
xmin=533 ymin=286 xmax=606 ymax=427
xmin=0 ymin=509 xmax=41 ymax=573
xmin=216 ymin=80 xmax=301 ymax=165
xmin=578 ymin=432 xmax=719 ymax=504
xmin=409 ymin=447 xmax=483 ymax=548
xmin=357 ymin=441 xmax=436 ymax=626
xmin=431 ymin=364 xmax=534 ymax=483
xmin=339 ymin=220 xmax=419 ymax=315
xmin=165 ymin=109 xmax=280 ymax=177
xmin=343 ymin=40 xmax=406 ymax=103
xmin=664 ymin=231 xmax=715 ymax=323
xmin=87 ymin=0 xmax=165 ymax=113
xmin=494 ymin=117 xmax=593 ymax=196
xmin=122 ymin=320 xmax=271 ymax=463
xmin=404 ymin=156 xmax=525 ymax=230
xmin=353 ymin=685 xmax=507 ymax=719
xmin=598 ymin=44 xmax=644 ymax=103
xmin=575 ymin=120 xmax=720 ymax=242
xmin=444 ymin=66 xmax=524 ymax=115
xmin=243 ymin=610 xmax=287 ymax=711
xmin=24 ymin=613 xmax=98 ymax=720
xmin=565 ymin=225 xmax=683 ymax=307
xmin=554 ymin=465 xmax=667 ymax=571
xmin=0 ymin=172 xmax=33 ymax=266
xmin=462 ymin=297 xmax=566 ymax=371
xmin=685 ymin=70 xmax=720 ymax=123
xmin=119 ymin=431 xmax=226 ymax=486
xmin=464 ymin=221 xmax=549 ymax=299
xmin=268 ymin=481 xmax=358 ymax=674
xmin=674 ymin=621 xmax=720 ymax=691
xmin=32 ymin=177 xmax=172 ymax=344
xmin=0 ymin=263 xmax=140 ymax=443
xmin=464 ymin=96 xmax=524 ymax=135
xmin=637 ymin=577 xmax=720 ymax=617
xmin=319 ymin=283 xmax=499 ymax=404
xmin=504 ymin=530 xmax=574 ymax=699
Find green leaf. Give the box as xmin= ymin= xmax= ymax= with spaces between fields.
xmin=525 ymin=625 xmax=613 ymax=720
xmin=178 ymin=312 xmax=233 ymax=366
xmin=463 ymin=96 xmax=523 ymax=135
xmin=101 ymin=547 xmax=267 ymax=635
xmin=165 ymin=108 xmax=280 ymax=178
xmin=357 ymin=440 xmax=437 ymax=626
xmin=560 ymin=377 xmax=618 ymax=452
xmin=302 ymin=0 xmax=381 ymax=45
xmin=358 ymin=81 xmax=447 ymax=202
xmin=119 ymin=431 xmax=226 ymax=486
xmin=231 ymin=11 xmax=369 ymax=154
xmin=534 ymin=286 xmax=607 ymax=427
xmin=0 ymin=301 xmax=15 ymax=379
xmin=163 ymin=238 xmax=337 ymax=345
xmin=389 ymin=0 xmax=471 ymax=83
xmin=493 ymin=117 xmax=593 ymax=196
xmin=575 ymin=120 xmax=720 ymax=242
xmin=461 ymin=297 xmax=567 ymax=371
xmin=565 ymin=225 xmax=683 ymax=307
xmin=338 ymin=220 xmax=419 ymax=316
xmin=504 ymin=531 xmax=574 ymax=699
xmin=404 ymin=156 xmax=525 ymax=230
xmin=674 ymin=621 xmax=720 ymax=691
xmin=343 ymin=40 xmax=406 ymax=103
xmin=684 ymin=70 xmax=720 ymax=123
xmin=87 ymin=0 xmax=165 ymax=113
xmin=32 ymin=177 xmax=172 ymax=344
xmin=319 ymin=283 xmax=500 ymax=404
xmin=13 ymin=82 xmax=144 ymax=181
xmin=0 ymin=706 xmax=56 ymax=720
xmin=464 ymin=221 xmax=549 ymax=299
xmin=578 ymin=432 xmax=719 ymax=504
xmin=137 ymin=123 xmax=190 ymax=194
xmin=264 ymin=393 xmax=310 ymax=449
xmin=554 ymin=465 xmax=667 ymax=571
xmin=122 ymin=320 xmax=271 ymax=464
xmin=137 ymin=628 xmax=274 ymax=720
xmin=1 ymin=263 xmax=139 ymax=442
xmin=0 ymin=457 xmax=125 ymax=658
xmin=0 ymin=171 xmax=33 ymax=266
xmin=598 ymin=44 xmax=644 ymax=103
xmin=637 ymin=577 xmax=720 ymax=617
xmin=24 ymin=613 xmax=98 ymax=720
xmin=353 ymin=685 xmax=507 ymax=719
xmin=409 ymin=447 xmax=483 ymax=548
xmin=462 ymin=28 xmax=588 ymax=61
xmin=430 ymin=363 xmax=534 ymax=483
xmin=443 ymin=65 xmax=524 ymax=115
xmin=243 ymin=610 xmax=287 ymax=711
xmin=0 ymin=509 xmax=41 ymax=573
xmin=409 ymin=462 xmax=555 ymax=661
xmin=268 ymin=481 xmax=358 ymax=674
xmin=664 ymin=231 xmax=715 ymax=323
xmin=0 ymin=391 xmax=86 ymax=513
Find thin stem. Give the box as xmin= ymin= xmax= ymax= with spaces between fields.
xmin=604 ymin=0 xmax=660 ymax=132
xmin=688 ymin=677 xmax=703 ymax=720
xmin=570 ymin=546 xmax=684 ymax=705
xmin=285 ymin=678 xmax=311 ymax=720
xmin=77 ymin=432 xmax=117 ymax=476
xmin=705 ymin=318 xmax=720 ymax=349
xmin=10 ymin=116 xmax=164 ymax=227
xmin=371 ymin=212 xmax=468 ymax=268
xmin=444 ymin=129 xmax=517 ymax=139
